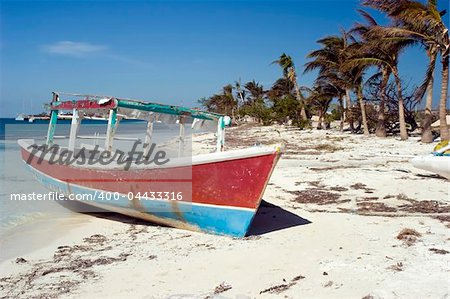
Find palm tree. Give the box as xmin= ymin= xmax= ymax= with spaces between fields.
xmin=420 ymin=46 xmax=439 ymax=142
xmin=273 ymin=53 xmax=308 ymax=122
xmin=347 ymin=44 xmax=410 ymax=140
xmin=363 ymin=0 xmax=449 ymax=141
xmin=352 ymin=10 xmax=393 ymax=137
xmin=266 ymin=78 xmax=295 ymax=124
xmin=266 ymin=78 xmax=295 ymax=100
xmin=244 ymin=80 xmax=265 ymax=105
xmin=346 ymin=50 xmax=371 ymax=137
xmin=304 ymin=32 xmax=363 ymax=133
xmin=234 ymin=80 xmax=246 ymax=107
xmin=308 ymin=80 xmax=338 ymax=129
xmin=199 ymin=84 xmax=237 ymax=117
xmin=315 ymin=71 xmax=347 ymax=130
xmin=347 ymin=17 xmax=414 ymax=140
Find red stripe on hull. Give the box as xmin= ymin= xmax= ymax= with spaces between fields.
xmin=50 ymin=99 xmax=117 ymax=110
xmin=20 ymin=147 xmax=279 ymax=209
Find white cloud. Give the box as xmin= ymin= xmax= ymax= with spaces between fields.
xmin=42 ymin=41 xmax=107 ymax=57
xmin=41 ymin=40 xmax=151 ymax=69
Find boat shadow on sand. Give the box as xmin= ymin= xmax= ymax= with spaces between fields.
xmin=246 ymin=200 xmax=311 ymax=236
xmin=58 ymin=200 xmax=311 ymax=236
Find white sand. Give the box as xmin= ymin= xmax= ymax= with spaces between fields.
xmin=0 ymin=124 xmax=449 ymax=299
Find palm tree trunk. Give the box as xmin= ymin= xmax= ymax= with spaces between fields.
xmin=294 ymin=82 xmax=308 ymax=121
xmin=317 ymin=111 xmax=323 ymax=130
xmin=439 ymin=54 xmax=449 ymax=141
xmin=376 ymin=68 xmax=389 ymax=138
xmin=421 ymin=76 xmax=434 ymax=143
xmin=393 ymin=70 xmax=408 ymax=140
xmin=421 ymin=53 xmax=436 ymax=143
xmin=345 ymin=89 xmax=355 ymax=132
xmin=357 ymin=85 xmax=369 ymax=136
xmin=339 ymin=96 xmax=344 ymax=131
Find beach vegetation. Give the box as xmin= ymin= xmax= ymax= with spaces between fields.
xmin=363 ymin=0 xmax=449 ymax=142
xmin=199 ymin=0 xmax=449 ymax=141
xmin=272 ymin=53 xmax=309 ymax=124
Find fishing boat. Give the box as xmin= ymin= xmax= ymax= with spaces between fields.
xmin=18 ymin=92 xmax=282 ymax=237
xmin=411 ymin=142 xmax=450 ymax=180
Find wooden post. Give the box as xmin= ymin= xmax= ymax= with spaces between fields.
xmin=216 ymin=116 xmax=225 ymax=152
xmin=143 ymin=116 xmax=154 ymax=157
xmin=178 ymin=117 xmax=185 ymax=157
xmin=68 ymin=109 xmax=82 ymax=151
xmin=46 ymin=92 xmax=59 ymax=146
xmin=105 ymin=109 xmax=117 ymax=152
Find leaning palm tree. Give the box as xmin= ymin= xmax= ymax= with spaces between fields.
xmin=345 ymin=37 xmax=411 ymax=140
xmin=244 ymin=80 xmax=265 ymax=105
xmin=304 ymin=31 xmax=361 ymax=132
xmin=351 ymin=10 xmax=394 ymax=138
xmin=315 ymin=71 xmax=347 ymax=130
xmin=309 ymin=80 xmax=339 ymax=129
xmin=273 ymin=53 xmax=308 ymax=122
xmin=266 ymin=78 xmax=295 ymax=101
xmin=345 ymin=48 xmax=371 ymax=137
xmin=363 ymin=0 xmax=449 ymax=141
xmin=234 ymin=80 xmax=246 ymax=107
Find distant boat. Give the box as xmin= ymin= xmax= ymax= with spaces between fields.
xmin=15 ymin=113 xmax=29 ymax=121
xmin=411 ymin=142 xmax=450 ymax=180
xmin=28 ymin=116 xmax=50 ymax=123
xmin=18 ymin=92 xmax=283 ymax=237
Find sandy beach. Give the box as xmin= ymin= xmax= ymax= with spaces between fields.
xmin=0 ymin=124 xmax=449 ymax=299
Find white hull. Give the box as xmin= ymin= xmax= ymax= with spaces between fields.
xmin=411 ymin=155 xmax=450 ymax=180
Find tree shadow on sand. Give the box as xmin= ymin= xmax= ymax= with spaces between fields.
xmin=246 ymin=200 xmax=311 ymax=236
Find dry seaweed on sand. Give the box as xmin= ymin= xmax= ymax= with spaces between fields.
xmin=357 ymin=201 xmax=398 ymax=213
xmin=329 ymin=186 xmax=349 ymax=192
xmin=388 ymin=261 xmax=404 ymax=272
xmin=83 ymin=234 xmax=108 ymax=245
xmin=433 ymin=215 xmax=450 ymax=228
xmin=15 ymin=257 xmax=27 ymax=264
xmin=259 ymin=275 xmax=305 ymax=294
xmin=309 ymin=165 xmax=358 ymax=171
xmin=398 ymin=200 xmax=450 ymax=214
xmin=313 ymin=143 xmax=343 ymax=152
xmin=259 ymin=283 xmax=292 ymax=294
xmin=429 ymin=248 xmax=449 ymax=255
xmin=213 ymin=282 xmax=232 ymax=294
xmin=289 ymin=189 xmax=345 ymax=205
xmin=397 ymin=228 xmax=421 ymax=246
xmin=350 ymin=183 xmax=375 ymax=193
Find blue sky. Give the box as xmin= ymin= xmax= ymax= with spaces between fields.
xmin=0 ymin=0 xmax=448 ymax=117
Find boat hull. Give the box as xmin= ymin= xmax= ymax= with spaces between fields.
xmin=411 ymin=155 xmax=450 ymax=180
xmin=19 ymin=140 xmax=281 ymax=237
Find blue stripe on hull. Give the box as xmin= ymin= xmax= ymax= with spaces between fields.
xmin=27 ymin=165 xmax=257 ymax=237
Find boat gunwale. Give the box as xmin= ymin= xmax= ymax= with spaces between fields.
xmin=18 ymin=138 xmax=283 ymax=170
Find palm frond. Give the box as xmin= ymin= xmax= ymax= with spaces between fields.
xmin=357 ymin=9 xmax=379 ymax=27
xmin=345 ymin=57 xmax=392 ymax=71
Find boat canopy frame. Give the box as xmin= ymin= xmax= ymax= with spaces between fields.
xmin=44 ymin=92 xmax=229 ymax=154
